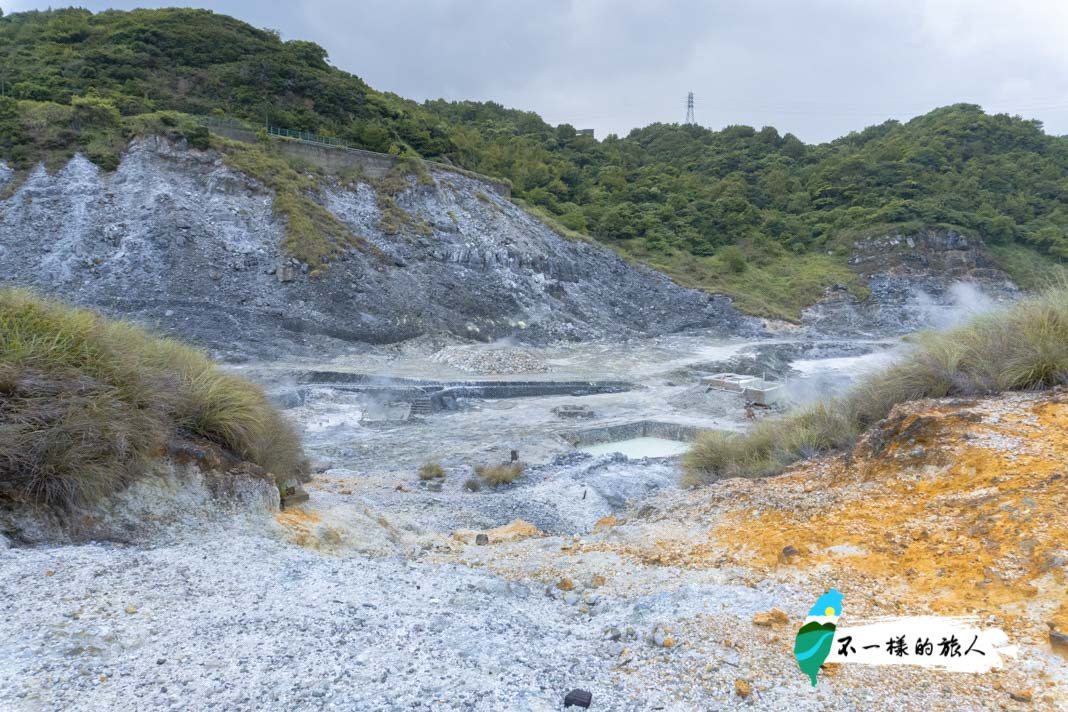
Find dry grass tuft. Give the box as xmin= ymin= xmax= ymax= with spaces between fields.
xmin=418 ymin=461 xmax=445 ymax=480
xmin=474 ymin=462 xmax=525 ymax=487
xmin=683 ymin=285 xmax=1068 ymax=485
xmin=0 ymin=289 xmax=308 ymax=510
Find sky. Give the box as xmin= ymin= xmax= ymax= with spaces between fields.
xmin=4 ymin=0 xmax=1068 ymax=143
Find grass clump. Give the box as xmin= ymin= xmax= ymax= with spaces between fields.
xmin=463 ymin=477 xmax=482 ymax=492
xmin=632 ymin=244 xmax=865 ymax=322
xmin=418 ymin=461 xmax=445 ymax=480
xmin=474 ymin=462 xmax=525 ymax=487
xmin=683 ymin=285 xmax=1068 ymax=485
xmin=0 ymin=289 xmax=308 ymax=510
xmin=988 ymin=243 xmax=1068 ymax=292
xmin=377 ymin=155 xmax=434 ymax=196
xmin=375 ymin=193 xmax=431 ymax=236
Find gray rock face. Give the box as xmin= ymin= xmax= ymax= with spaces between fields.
xmin=801 ymin=228 xmax=1019 ymax=337
xmin=0 ymin=137 xmax=757 ymax=358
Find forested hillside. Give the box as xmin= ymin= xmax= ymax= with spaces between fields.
xmin=0 ymin=7 xmax=1065 ymax=316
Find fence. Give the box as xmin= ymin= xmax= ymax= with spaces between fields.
xmin=267 ymin=126 xmax=354 ymax=149
xmin=197 ymin=115 xmax=372 ymax=153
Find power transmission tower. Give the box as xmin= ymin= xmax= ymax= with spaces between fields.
xmin=685 ymin=91 xmax=695 ymax=124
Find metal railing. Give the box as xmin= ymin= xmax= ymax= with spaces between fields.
xmin=196 ymin=116 xmax=356 ymax=150
xmin=267 ymin=126 xmax=352 ymax=149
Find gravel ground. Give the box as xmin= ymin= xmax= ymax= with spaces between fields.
xmin=430 ymin=345 xmax=551 ymax=375
xmin=0 ymin=466 xmax=809 ymax=712
xmin=3 ymin=470 xmax=1047 ymax=711
xmin=5 ymin=331 xmax=1058 ymax=711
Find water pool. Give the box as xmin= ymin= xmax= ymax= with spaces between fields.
xmin=578 ymin=436 xmax=690 ymax=459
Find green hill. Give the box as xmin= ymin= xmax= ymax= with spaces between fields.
xmin=0 ymin=7 xmax=1065 ymax=318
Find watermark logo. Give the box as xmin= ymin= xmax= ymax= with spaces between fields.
xmin=794 ymin=589 xmax=1017 ymax=686
xmin=793 ymin=589 xmax=843 ymax=686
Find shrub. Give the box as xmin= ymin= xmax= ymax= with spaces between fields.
xmin=187 ymin=125 xmax=211 ymax=150
xmin=418 ymin=461 xmax=445 ymax=480
xmin=718 ymin=244 xmax=747 ymax=274
xmin=70 ymin=95 xmax=120 ymax=130
xmin=683 ymin=286 xmax=1068 ymax=485
xmin=463 ymin=477 xmax=482 ymax=492
xmin=474 ymin=462 xmax=525 ymax=487
xmin=0 ymin=289 xmax=308 ymax=510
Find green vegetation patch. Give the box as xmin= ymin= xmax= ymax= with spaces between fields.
xmin=988 ymin=243 xmax=1068 ymax=292
xmin=683 ymin=285 xmax=1068 ymax=485
xmin=371 ymin=157 xmax=434 ymax=236
xmin=375 ymin=193 xmax=431 ymax=237
xmin=375 ymin=155 xmax=434 ymax=196
xmin=514 ymin=198 xmax=592 ymax=243
xmin=0 ymin=289 xmax=308 ymax=510
xmin=0 ymin=95 xmax=207 ymax=171
xmin=218 ymin=137 xmax=365 ymax=268
xmin=632 ymin=244 xmax=864 ymax=322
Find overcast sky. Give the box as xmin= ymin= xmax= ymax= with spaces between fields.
xmin=5 ymin=0 xmax=1068 ymax=142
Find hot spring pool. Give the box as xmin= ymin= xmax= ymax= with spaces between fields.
xmin=578 ymin=436 xmax=691 ymax=459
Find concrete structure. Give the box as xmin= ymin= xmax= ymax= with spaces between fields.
xmin=552 ymin=404 xmax=595 ymax=419
xmin=293 ymin=371 xmax=632 ymax=414
xmin=562 ymin=420 xmax=704 ymax=448
xmin=742 ymin=383 xmax=784 ymax=405
xmin=205 ymin=125 xmax=512 ymax=197
xmin=360 ymin=402 xmax=413 ymax=424
xmin=702 ymin=373 xmax=761 ymax=392
xmin=702 ymin=372 xmax=784 ymax=405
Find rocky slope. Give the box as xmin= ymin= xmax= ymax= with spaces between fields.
xmin=801 ymin=228 xmax=1019 ymax=336
xmin=0 ymin=137 xmax=755 ymax=359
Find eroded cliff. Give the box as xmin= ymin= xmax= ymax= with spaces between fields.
xmin=0 ymin=137 xmax=755 ymax=358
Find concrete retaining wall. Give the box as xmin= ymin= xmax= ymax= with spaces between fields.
xmin=291 ymin=371 xmax=631 ymax=412
xmin=430 ymin=381 xmax=630 ymax=407
xmin=207 ymin=126 xmax=511 ymax=196
xmin=561 ymin=420 xmax=707 ymax=446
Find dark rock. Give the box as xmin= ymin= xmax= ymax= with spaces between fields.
xmin=475 ymin=534 xmax=489 ymax=546
xmin=563 ymin=689 xmax=592 ymax=708
xmin=1050 ymin=626 xmax=1068 ymax=658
